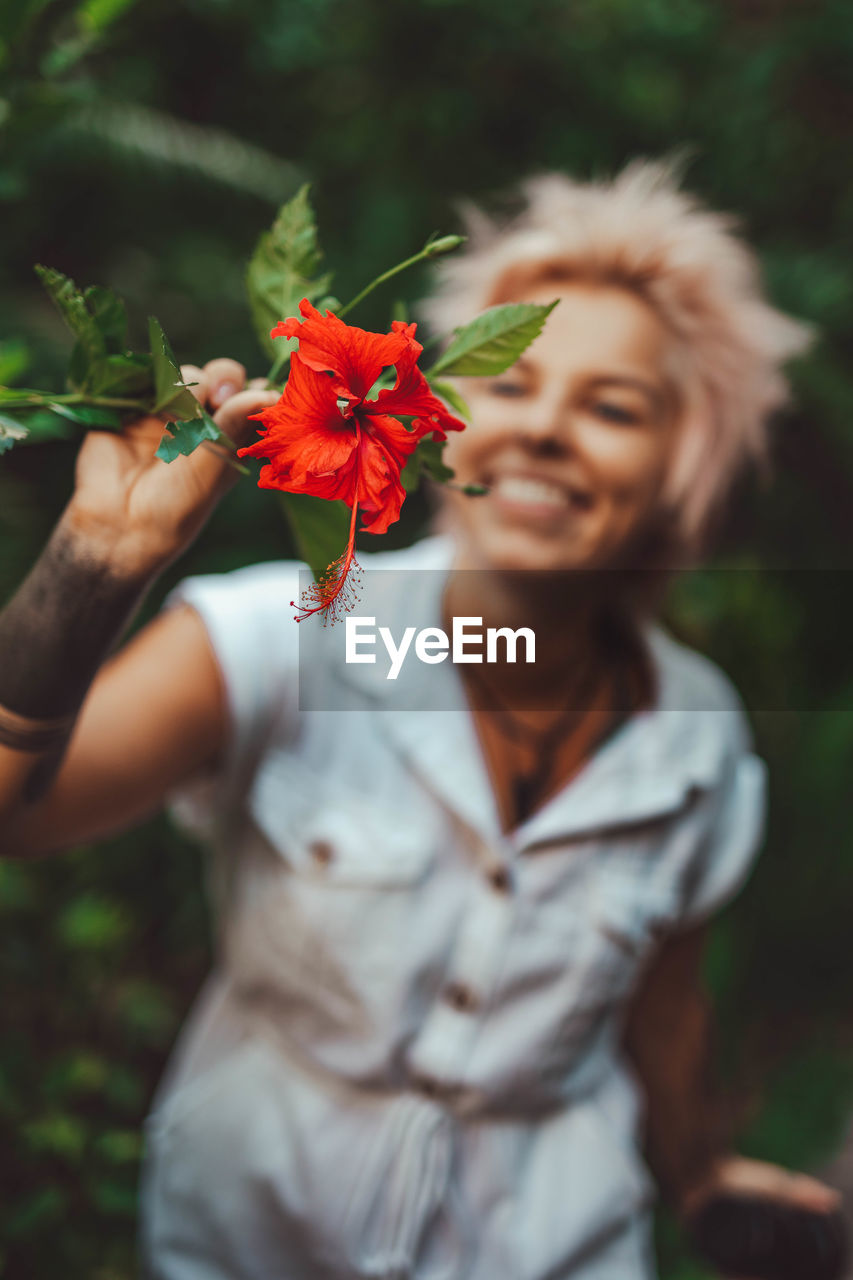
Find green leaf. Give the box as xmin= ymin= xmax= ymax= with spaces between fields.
xmin=23 ymin=1113 xmax=87 ymax=1160
xmin=76 ymin=0 xmax=138 ymax=34
xmin=155 ymin=411 xmax=221 ymax=463
xmin=58 ymin=893 xmax=127 ymax=950
xmin=4 ymin=1188 xmax=66 ymax=1237
xmin=428 ymin=300 xmax=559 ymax=378
xmin=86 ymin=352 xmax=153 ymax=398
xmin=148 ymin=315 xmax=200 ymax=418
xmin=35 ymin=264 xmax=107 ymax=387
xmin=0 ymin=411 xmax=29 ymax=453
xmin=36 ymin=266 xmax=149 ymax=399
xmin=400 ymin=435 xmax=456 ymax=493
xmin=429 ymin=378 xmax=470 ymax=420
xmin=50 ymin=402 xmax=122 ymax=428
xmin=399 ymin=451 xmax=421 ymax=493
xmin=0 ymin=386 xmax=40 ymax=401
xmin=420 ymin=437 xmax=456 ymax=484
xmin=246 ymin=184 xmax=333 ymax=361
xmin=0 ymin=339 xmax=29 ymax=384
xmin=84 ymin=284 xmax=128 ymax=352
xmin=278 ymin=492 xmax=352 ymax=582
xmin=91 ymin=1180 xmax=138 ymax=1215
xmin=16 ymin=408 xmax=79 ymax=444
xmin=94 ymin=1129 xmax=142 ymax=1164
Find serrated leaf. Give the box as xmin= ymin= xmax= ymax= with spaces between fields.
xmin=84 ymin=284 xmax=128 ymax=352
xmin=278 ymin=492 xmax=352 ymax=582
xmin=36 ymin=266 xmax=147 ymax=397
xmin=0 ymin=412 xmax=29 ymax=453
xmin=246 ymin=184 xmax=333 ymax=361
xmin=50 ymin=402 xmax=122 ymax=428
xmin=155 ymin=411 xmax=221 ymax=463
xmin=36 ymin=264 xmax=107 ymax=387
xmin=86 ymin=352 xmax=153 ymax=398
xmin=148 ymin=315 xmax=200 ymax=418
xmin=429 ymin=378 xmax=470 ymax=420
xmin=428 ymin=300 xmax=559 ymax=378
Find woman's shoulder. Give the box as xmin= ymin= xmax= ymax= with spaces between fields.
xmin=356 ymin=533 xmax=455 ymax=572
xmin=646 ymin=622 xmax=747 ymax=712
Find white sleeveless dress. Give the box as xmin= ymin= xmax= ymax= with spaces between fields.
xmin=139 ymin=535 xmax=766 ymax=1280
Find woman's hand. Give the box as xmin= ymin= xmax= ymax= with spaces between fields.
xmin=64 ymin=358 xmax=278 ymax=578
xmin=684 ymin=1155 xmax=847 ymax=1280
xmin=683 ymin=1154 xmax=841 ymax=1218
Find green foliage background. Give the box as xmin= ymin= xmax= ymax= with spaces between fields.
xmin=1 ymin=1 xmax=852 ymax=1275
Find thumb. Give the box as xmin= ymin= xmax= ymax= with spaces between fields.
xmin=213 ymin=387 xmax=279 ymax=451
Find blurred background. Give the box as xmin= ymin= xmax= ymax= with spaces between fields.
xmin=1 ymin=0 xmax=852 ymax=1275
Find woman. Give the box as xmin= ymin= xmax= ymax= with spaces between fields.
xmin=0 ymin=161 xmax=843 ymax=1278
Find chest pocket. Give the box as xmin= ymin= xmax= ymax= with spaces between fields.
xmin=547 ymin=861 xmax=679 ymax=1069
xmin=237 ymin=762 xmax=439 ymax=1004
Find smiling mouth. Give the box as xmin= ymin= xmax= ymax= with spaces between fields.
xmin=484 ymin=474 xmax=595 ymax=512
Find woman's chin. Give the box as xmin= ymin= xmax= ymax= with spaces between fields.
xmin=459 ymin=526 xmax=600 ymax=576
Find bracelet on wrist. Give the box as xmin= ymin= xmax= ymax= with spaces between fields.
xmin=0 ymin=704 xmax=76 ymax=753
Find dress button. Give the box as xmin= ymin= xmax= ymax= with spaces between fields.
xmin=309 ymin=839 xmax=334 ymax=866
xmin=487 ymin=865 xmax=512 ymax=893
xmin=414 ymin=1074 xmax=440 ymax=1099
xmin=445 ymin=981 xmax=478 ymax=1013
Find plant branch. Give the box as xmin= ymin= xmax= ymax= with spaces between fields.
xmin=335 ymin=235 xmax=465 ymax=321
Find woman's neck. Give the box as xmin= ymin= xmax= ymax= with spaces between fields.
xmin=442 ymin=554 xmax=626 ymax=708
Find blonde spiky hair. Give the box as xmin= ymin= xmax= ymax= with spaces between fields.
xmin=421 ymin=159 xmax=813 ymax=552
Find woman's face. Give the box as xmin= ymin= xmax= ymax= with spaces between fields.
xmin=441 ymin=281 xmax=681 ymax=574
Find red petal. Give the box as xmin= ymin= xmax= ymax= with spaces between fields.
xmin=292 ymin=428 xmax=366 ymax=625
xmin=354 ymin=423 xmax=411 ymax=535
xmin=238 ymin=352 xmax=357 ymax=488
xmin=269 ymin=317 xmax=302 ymax=342
xmin=283 ymin=298 xmax=414 ymax=404
xmin=365 ymin=344 xmax=466 ymax=440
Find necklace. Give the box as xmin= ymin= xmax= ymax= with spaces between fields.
xmin=462 ymin=616 xmax=641 ymax=827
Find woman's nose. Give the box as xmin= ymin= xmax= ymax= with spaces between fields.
xmin=518 ymin=397 xmax=573 ymax=452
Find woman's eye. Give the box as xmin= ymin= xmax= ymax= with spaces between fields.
xmin=592 ymin=401 xmax=641 ymax=424
xmin=487 ymin=380 xmax=527 ymax=398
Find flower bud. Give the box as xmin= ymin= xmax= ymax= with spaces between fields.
xmin=424 ymin=235 xmax=466 ymax=258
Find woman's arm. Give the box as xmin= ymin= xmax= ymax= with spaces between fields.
xmin=623 ymin=925 xmax=840 ymax=1215
xmin=0 ymin=360 xmax=277 ymax=855
xmin=623 ymin=923 xmax=727 ymax=1209
xmin=0 ymin=600 xmax=228 ymax=858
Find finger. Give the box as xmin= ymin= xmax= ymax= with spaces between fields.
xmin=248 ymin=376 xmax=272 ymax=390
xmin=120 ymin=414 xmax=175 ymax=447
xmin=785 ymin=1174 xmax=842 ymax=1213
xmin=202 ymin=358 xmax=247 ymax=411
xmin=172 ymin=390 xmax=275 ymax=502
xmin=213 ymin=387 xmax=278 ymax=451
xmin=181 ymin=364 xmax=209 ymax=407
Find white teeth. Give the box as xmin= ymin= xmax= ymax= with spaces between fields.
xmin=492 ymin=476 xmax=571 ymax=507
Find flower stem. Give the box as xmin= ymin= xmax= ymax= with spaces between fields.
xmin=0 ymin=391 xmax=147 ymax=411
xmin=200 ymin=439 xmax=251 ymax=477
xmin=335 ymin=234 xmax=466 ymax=321
xmin=260 ymin=235 xmax=464 ymax=387
xmin=265 ymin=351 xmax=290 ymax=388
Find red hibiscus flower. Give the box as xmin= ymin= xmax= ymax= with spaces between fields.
xmin=238 ymin=299 xmax=465 ymax=622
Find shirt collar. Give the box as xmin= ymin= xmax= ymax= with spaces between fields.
xmin=322 ymin=537 xmax=745 ymax=848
